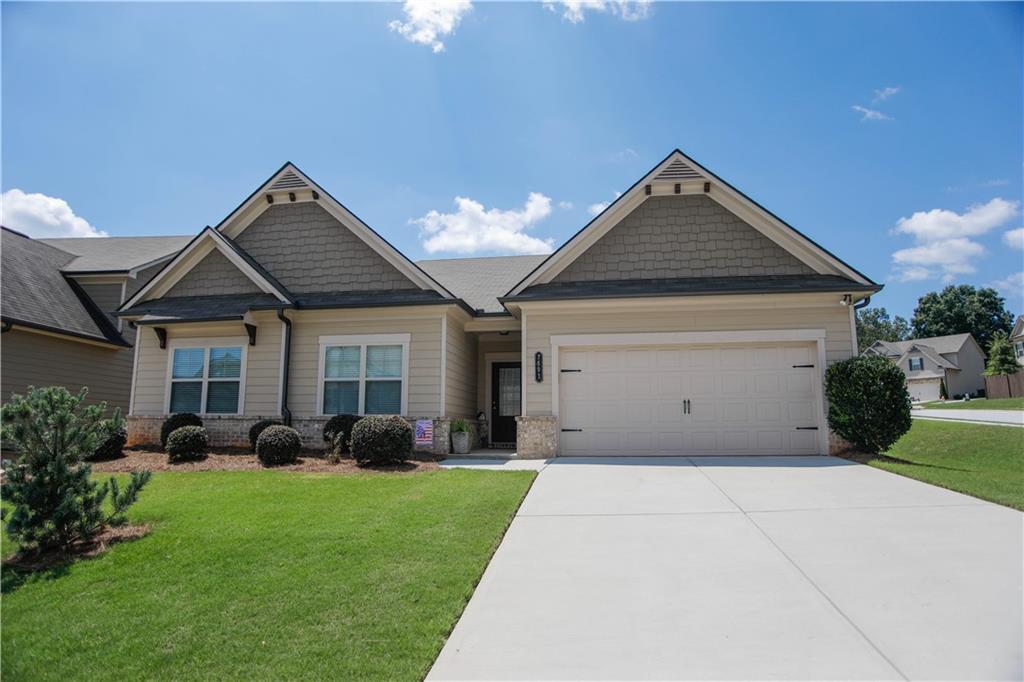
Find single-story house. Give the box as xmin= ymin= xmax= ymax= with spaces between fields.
xmin=116 ymin=150 xmax=881 ymax=457
xmin=1 ymin=227 xmax=189 ymax=412
xmin=1012 ymin=315 xmax=1024 ymax=365
xmin=861 ymin=333 xmax=986 ymax=402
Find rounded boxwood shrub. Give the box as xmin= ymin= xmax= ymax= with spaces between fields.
xmin=166 ymin=425 xmax=208 ymax=463
xmin=160 ymin=413 xmax=202 ymax=448
xmin=350 ymin=416 xmax=412 ymax=466
xmin=322 ymin=414 xmax=359 ymax=452
xmin=825 ymin=354 xmax=912 ymax=453
xmin=256 ymin=425 xmax=302 ymax=467
xmin=248 ymin=419 xmax=281 ymax=452
xmin=90 ymin=424 xmax=127 ymax=461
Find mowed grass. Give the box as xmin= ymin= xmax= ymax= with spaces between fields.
xmin=860 ymin=420 xmax=1024 ymax=510
xmin=921 ymin=397 xmax=1024 ymax=411
xmin=2 ymin=469 xmax=535 ymax=681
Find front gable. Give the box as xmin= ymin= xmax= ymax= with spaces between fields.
xmin=165 ymin=248 xmax=262 ymax=298
xmin=552 ymin=194 xmax=815 ymax=283
xmin=509 ymin=149 xmax=877 ymax=297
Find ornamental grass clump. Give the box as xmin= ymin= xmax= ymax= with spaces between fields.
xmin=1 ymin=386 xmax=152 ymax=554
xmin=256 ymin=425 xmax=302 ymax=467
xmin=166 ymin=425 xmax=208 ymax=463
xmin=350 ymin=416 xmax=412 ymax=466
xmin=825 ymin=355 xmax=912 ymax=453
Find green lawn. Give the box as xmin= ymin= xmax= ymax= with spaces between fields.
xmin=857 ymin=420 xmax=1024 ymax=510
xmin=2 ymin=469 xmax=535 ymax=681
xmin=921 ymin=397 xmax=1024 ymax=411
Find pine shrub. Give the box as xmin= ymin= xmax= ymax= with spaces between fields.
xmin=322 ymin=414 xmax=359 ymax=452
xmin=248 ymin=419 xmax=281 ymax=452
xmin=350 ymin=416 xmax=412 ymax=466
xmin=825 ymin=355 xmax=912 ymax=453
xmin=160 ymin=413 xmax=202 ymax=448
xmin=166 ymin=425 xmax=208 ymax=463
xmin=256 ymin=425 xmax=302 ymax=466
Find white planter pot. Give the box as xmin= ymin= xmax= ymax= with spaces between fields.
xmin=451 ymin=431 xmax=471 ymax=455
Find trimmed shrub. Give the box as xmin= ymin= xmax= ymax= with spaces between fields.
xmin=166 ymin=425 xmax=208 ymax=463
xmin=160 ymin=413 xmax=202 ymax=448
xmin=248 ymin=419 xmax=281 ymax=452
xmin=323 ymin=414 xmax=359 ymax=452
xmin=256 ymin=425 xmax=302 ymax=467
xmin=350 ymin=416 xmax=412 ymax=466
xmin=825 ymin=355 xmax=912 ymax=454
xmin=90 ymin=410 xmax=128 ymax=461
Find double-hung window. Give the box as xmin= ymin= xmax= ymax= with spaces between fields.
xmin=908 ymin=357 xmax=924 ymax=371
xmin=168 ymin=344 xmax=245 ymax=414
xmin=1015 ymin=341 xmax=1024 ymax=359
xmin=319 ymin=334 xmax=409 ymax=415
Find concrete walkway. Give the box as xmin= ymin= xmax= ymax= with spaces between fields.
xmin=912 ymin=408 xmax=1024 ymax=426
xmin=429 ymin=456 xmax=1022 ymax=681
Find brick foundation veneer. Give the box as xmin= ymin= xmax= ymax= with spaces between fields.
xmin=128 ymin=415 xmax=474 ymax=457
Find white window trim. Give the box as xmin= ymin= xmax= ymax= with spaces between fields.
xmin=164 ymin=338 xmax=248 ymax=416
xmin=909 ymin=357 xmax=924 ymax=371
xmin=316 ymin=334 xmax=410 ymax=417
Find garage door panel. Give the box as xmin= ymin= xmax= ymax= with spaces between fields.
xmin=559 ymin=342 xmax=822 ymax=456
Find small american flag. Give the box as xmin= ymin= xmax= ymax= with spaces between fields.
xmin=415 ymin=419 xmax=434 ymax=446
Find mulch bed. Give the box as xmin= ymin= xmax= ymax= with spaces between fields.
xmin=90 ymin=449 xmax=440 ymax=474
xmin=4 ymin=524 xmax=151 ymax=572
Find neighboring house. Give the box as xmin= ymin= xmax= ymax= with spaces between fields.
xmin=861 ymin=333 xmax=986 ymax=402
xmin=1012 ymin=315 xmax=1024 ymax=365
xmin=116 ymin=150 xmax=880 ymax=457
xmin=1 ymin=228 xmax=190 ymax=412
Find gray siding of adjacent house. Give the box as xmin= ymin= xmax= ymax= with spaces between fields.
xmin=79 ymin=282 xmax=124 ymax=329
xmin=1 ymin=329 xmax=131 ymax=413
xmin=553 ymin=195 xmax=815 ymax=283
xmin=164 ymin=249 xmax=261 ymax=298
xmin=234 ymin=203 xmax=416 ymax=293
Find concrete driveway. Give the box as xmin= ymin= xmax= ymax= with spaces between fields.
xmin=912 ymin=408 xmax=1024 ymax=426
xmin=429 ymin=457 xmax=1022 ymax=681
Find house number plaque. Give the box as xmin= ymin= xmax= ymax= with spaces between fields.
xmin=534 ymin=352 xmax=543 ymax=383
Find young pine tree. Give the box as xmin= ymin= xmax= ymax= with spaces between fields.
xmin=985 ymin=333 xmax=1020 ymax=377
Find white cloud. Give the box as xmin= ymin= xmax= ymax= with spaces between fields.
xmin=587 ymin=201 xmax=610 ymax=216
xmin=1 ymin=188 xmax=107 ymax=238
xmin=989 ymin=271 xmax=1024 ymax=305
xmin=414 ymin=192 xmax=555 ymax=255
xmin=544 ymin=0 xmax=651 ymax=24
xmin=558 ymin=200 xmax=574 ymax=210
xmin=872 ymin=86 xmax=901 ymax=102
xmin=388 ymin=0 xmax=471 ymax=53
xmin=892 ymin=238 xmax=986 ymax=282
xmin=852 ymin=105 xmax=891 ymax=122
xmin=895 ymin=198 xmax=1019 ymax=242
xmin=1003 ymin=227 xmax=1024 ymax=250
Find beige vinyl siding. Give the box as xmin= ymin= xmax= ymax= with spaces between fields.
xmin=943 ymin=342 xmax=986 ymax=397
xmin=444 ymin=310 xmax=478 ymax=418
xmin=1 ymin=329 xmax=131 ymax=413
xmin=130 ymin=314 xmax=283 ymax=416
xmin=521 ymin=295 xmax=854 ymax=416
xmin=286 ymin=306 xmax=445 ymax=418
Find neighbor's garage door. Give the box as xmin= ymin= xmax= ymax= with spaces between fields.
xmin=558 ymin=343 xmax=821 ymax=456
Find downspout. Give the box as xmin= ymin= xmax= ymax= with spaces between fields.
xmin=277 ymin=308 xmax=293 ymax=426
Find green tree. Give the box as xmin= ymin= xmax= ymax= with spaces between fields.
xmin=1 ymin=386 xmax=151 ymax=553
xmin=856 ymin=307 xmax=911 ymax=352
xmin=911 ymin=285 xmax=1014 ymax=350
xmin=984 ymin=333 xmax=1020 ymax=376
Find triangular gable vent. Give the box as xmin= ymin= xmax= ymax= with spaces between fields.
xmin=268 ymin=169 xmax=309 ymax=191
xmin=654 ymin=158 xmax=703 ymax=181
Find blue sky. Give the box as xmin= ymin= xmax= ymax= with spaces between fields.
xmin=2 ymin=1 xmax=1021 ymax=318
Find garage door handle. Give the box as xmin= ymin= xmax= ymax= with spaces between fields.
xmin=792 ymin=364 xmax=815 ymax=368
xmin=795 ymin=427 xmax=819 ymax=430
xmin=683 ymin=399 xmax=691 ymax=415
xmin=561 ymin=428 xmax=583 ymax=432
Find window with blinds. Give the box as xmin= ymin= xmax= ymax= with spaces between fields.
xmin=321 ymin=341 xmax=405 ymax=415
xmin=170 ymin=346 xmax=243 ymax=414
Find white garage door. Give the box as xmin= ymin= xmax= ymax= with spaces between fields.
xmin=906 ymin=379 xmax=941 ymax=403
xmin=558 ymin=343 xmax=822 ymax=456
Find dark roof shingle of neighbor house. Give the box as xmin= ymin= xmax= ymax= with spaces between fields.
xmin=501 ymin=274 xmax=877 ymax=304
xmin=1 ymin=228 xmax=128 ymax=345
xmin=873 ymin=334 xmax=974 ymax=357
xmin=416 ymin=255 xmax=547 ymax=313
xmin=38 ymin=235 xmax=192 ymax=272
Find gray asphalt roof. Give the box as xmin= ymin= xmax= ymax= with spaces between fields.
xmin=417 ymin=255 xmax=547 ymax=313
xmin=39 ymin=235 xmax=191 ymax=272
xmin=878 ymin=334 xmax=974 ymax=357
xmin=1 ymin=228 xmax=127 ymax=344
xmin=503 ymin=274 xmax=878 ymax=303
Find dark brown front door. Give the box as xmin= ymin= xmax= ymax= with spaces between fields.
xmin=490 ymin=362 xmax=521 ymax=445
